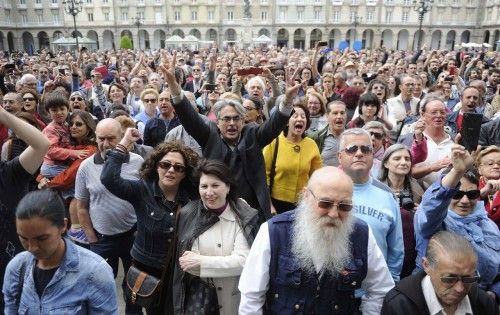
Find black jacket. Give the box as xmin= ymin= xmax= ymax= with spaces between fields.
xmin=479 ymin=119 xmax=500 ymax=146
xmin=172 ymin=198 xmax=259 ymax=314
xmin=381 ymin=271 xmax=499 ymax=315
xmin=172 ymin=94 xmax=290 ymax=220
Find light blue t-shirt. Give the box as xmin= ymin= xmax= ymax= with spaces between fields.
xmin=352 ymin=177 xmax=404 ymax=281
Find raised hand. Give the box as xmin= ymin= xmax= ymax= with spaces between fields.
xmin=159 ymin=51 xmax=181 ymax=96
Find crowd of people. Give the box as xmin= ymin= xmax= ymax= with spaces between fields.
xmin=0 ymin=42 xmax=499 ymax=314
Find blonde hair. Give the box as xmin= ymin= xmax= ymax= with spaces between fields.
xmin=140 ymin=88 xmax=159 ymax=101
xmin=114 ymin=115 xmax=136 ymax=130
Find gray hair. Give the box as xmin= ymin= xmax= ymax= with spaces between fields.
xmin=426 ymin=231 xmax=477 ymax=269
xmin=339 ymin=128 xmax=372 ymax=151
xmin=19 ymin=73 xmax=37 ymax=85
xmin=363 ymin=121 xmax=386 ymax=136
xmin=378 ymin=144 xmax=412 ymax=183
xmin=213 ymin=99 xmax=245 ymax=119
xmin=420 ymin=92 xmax=445 ymax=113
xmin=245 ymin=76 xmax=266 ymax=91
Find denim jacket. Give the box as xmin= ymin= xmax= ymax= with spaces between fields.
xmin=2 ymin=238 xmax=118 ymax=314
xmin=101 ymin=149 xmax=195 ymax=269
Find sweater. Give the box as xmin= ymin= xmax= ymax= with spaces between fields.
xmin=263 ymin=133 xmax=322 ymax=203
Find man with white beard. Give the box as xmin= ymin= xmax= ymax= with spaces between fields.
xmin=239 ymin=166 xmax=394 ymax=315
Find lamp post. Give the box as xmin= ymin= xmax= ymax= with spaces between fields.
xmin=134 ymin=15 xmax=142 ymax=50
xmin=352 ymin=13 xmax=363 ymax=47
xmin=62 ymin=0 xmax=83 ymax=51
xmin=413 ymin=0 xmax=433 ymax=51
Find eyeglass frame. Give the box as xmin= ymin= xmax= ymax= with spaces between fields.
xmin=307 ymin=188 xmax=353 ymax=212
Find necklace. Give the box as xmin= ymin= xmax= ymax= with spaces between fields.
xmin=293 ymin=145 xmax=300 ymax=153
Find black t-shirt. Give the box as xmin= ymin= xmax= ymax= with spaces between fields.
xmin=0 ymin=157 xmax=33 ymax=302
xmin=33 ymin=265 xmax=59 ymax=298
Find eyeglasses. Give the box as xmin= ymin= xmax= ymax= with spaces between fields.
xmin=70 ymin=96 xmax=83 ymax=101
xmin=452 ymin=189 xmax=480 ymax=200
xmin=157 ymin=161 xmax=186 ymax=173
xmin=143 ymin=98 xmax=157 ymax=103
xmin=2 ymin=100 xmax=15 ymax=104
xmin=369 ymin=131 xmax=384 ymax=140
xmin=219 ymin=115 xmax=242 ymax=123
xmin=440 ymin=274 xmax=480 ymax=285
xmin=23 ymin=97 xmax=35 ymax=102
xmin=71 ymin=121 xmax=84 ymax=127
xmin=342 ymin=144 xmax=373 ymax=155
xmin=192 ymin=69 xmax=201 ymax=72
xmin=308 ymin=189 xmax=353 ymax=212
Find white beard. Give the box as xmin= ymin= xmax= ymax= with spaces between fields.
xmin=291 ymin=199 xmax=354 ymax=275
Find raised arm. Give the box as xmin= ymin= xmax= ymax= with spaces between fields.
xmin=0 ymin=106 xmax=49 ymax=174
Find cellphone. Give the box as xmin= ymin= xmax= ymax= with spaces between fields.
xmin=4 ymin=63 xmax=15 ymax=70
xmin=237 ymin=67 xmax=263 ymax=76
xmin=205 ymin=83 xmax=218 ymax=92
xmin=58 ymin=68 xmax=66 ymax=75
xmin=459 ymin=112 xmax=483 ymax=152
xmin=318 ymin=41 xmax=328 ymax=47
xmin=448 ymin=66 xmax=457 ymax=76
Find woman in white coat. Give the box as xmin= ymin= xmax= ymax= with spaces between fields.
xmin=173 ymin=160 xmax=260 ymax=315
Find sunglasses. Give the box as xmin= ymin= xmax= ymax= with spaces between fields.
xmin=192 ymin=69 xmax=201 ymax=72
xmin=144 ymin=98 xmax=157 ymax=103
xmin=23 ymin=97 xmax=35 ymax=102
xmin=440 ymin=274 xmax=479 ymax=285
xmin=308 ymin=189 xmax=353 ymax=212
xmin=71 ymin=121 xmax=84 ymax=127
xmin=157 ymin=161 xmax=186 ymax=173
xmin=70 ymin=96 xmax=83 ymax=101
xmin=452 ymin=189 xmax=480 ymax=200
xmin=342 ymin=144 xmax=373 ymax=155
xmin=369 ymin=131 xmax=384 ymax=140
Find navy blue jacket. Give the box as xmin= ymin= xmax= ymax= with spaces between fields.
xmin=265 ymin=211 xmax=368 ymax=314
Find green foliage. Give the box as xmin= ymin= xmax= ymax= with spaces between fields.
xmin=119 ymin=35 xmax=133 ymax=49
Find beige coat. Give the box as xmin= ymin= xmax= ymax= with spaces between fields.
xmin=187 ymin=206 xmax=250 ymax=315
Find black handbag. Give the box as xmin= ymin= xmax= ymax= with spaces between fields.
xmin=184 ymin=277 xmax=220 ymax=315
xmin=125 ymin=212 xmax=178 ymax=308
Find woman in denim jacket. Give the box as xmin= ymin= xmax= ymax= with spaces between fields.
xmin=2 ymin=190 xmax=117 ymax=314
xmin=101 ymin=128 xmax=199 ymax=314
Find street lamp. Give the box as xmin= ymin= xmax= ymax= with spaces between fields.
xmin=134 ymin=15 xmax=142 ymax=50
xmin=62 ymin=0 xmax=83 ymax=51
xmin=413 ymin=0 xmax=433 ymax=51
xmin=352 ymin=13 xmax=363 ymax=45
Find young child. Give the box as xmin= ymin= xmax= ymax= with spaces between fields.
xmin=41 ymin=92 xmax=89 ymax=180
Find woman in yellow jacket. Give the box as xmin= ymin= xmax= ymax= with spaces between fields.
xmin=263 ymin=102 xmax=323 ymax=214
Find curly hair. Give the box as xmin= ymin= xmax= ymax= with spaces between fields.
xmin=139 ymin=141 xmax=199 ymax=182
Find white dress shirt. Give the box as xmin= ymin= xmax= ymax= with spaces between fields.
xmin=238 ymin=222 xmax=395 ymax=315
xmin=421 ymin=275 xmax=473 ymax=315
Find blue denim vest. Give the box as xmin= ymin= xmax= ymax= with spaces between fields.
xmin=266 ymin=211 xmax=368 ymax=314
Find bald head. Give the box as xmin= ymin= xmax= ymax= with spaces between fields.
xmin=308 ymin=166 xmax=353 ymax=195
xmin=96 ymin=118 xmax=123 ymax=157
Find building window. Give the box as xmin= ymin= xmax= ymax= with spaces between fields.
xmin=279 ymin=7 xmax=286 ymax=20
xmin=366 ymin=10 xmax=374 ymax=22
xmin=386 ymin=0 xmax=394 ymax=4
xmin=86 ymin=0 xmax=91 ymax=3
xmin=104 ymin=12 xmax=109 ymax=20
xmin=349 ymin=11 xmax=356 ymax=22
xmin=314 ymin=8 xmax=321 ymax=20
xmin=261 ymin=0 xmax=268 ymax=3
xmin=155 ymin=12 xmax=161 ymax=23
xmin=385 ymin=10 xmax=392 ymax=22
xmin=174 ymin=10 xmax=180 ymax=21
xmin=227 ymin=10 xmax=233 ymax=21
xmin=297 ymin=8 xmax=304 ymax=21
xmin=261 ymin=10 xmax=267 ymax=21
xmin=5 ymin=10 xmax=11 ymax=23
xmin=403 ymin=0 xmax=411 ymax=5
xmin=88 ymin=13 xmax=93 ymax=21
xmin=192 ymin=0 xmax=197 ymax=3
xmin=332 ymin=10 xmax=340 ymax=22
xmin=138 ymin=11 xmax=144 ymax=20
xmin=208 ymin=10 xmax=214 ymax=21
xmin=52 ymin=13 xmax=59 ymax=24
xmin=36 ymin=0 xmax=42 ymax=3
xmin=191 ymin=10 xmax=197 ymax=20
xmin=20 ymin=0 xmax=26 ymax=4
xmin=352 ymin=0 xmax=358 ymax=4
xmin=401 ymin=11 xmax=409 ymax=22
xmin=37 ymin=13 xmax=43 ymax=23
xmin=121 ymin=10 xmax=128 ymax=21
xmin=51 ymin=0 xmax=57 ymax=3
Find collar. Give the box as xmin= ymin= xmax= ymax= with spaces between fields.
xmin=151 ymin=180 xmax=190 ymax=206
xmin=422 ymin=275 xmax=473 ymax=315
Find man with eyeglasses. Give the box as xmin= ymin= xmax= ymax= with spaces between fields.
xmin=414 ymin=141 xmax=500 ymax=303
xmin=160 ymin=53 xmax=298 ymax=222
xmin=338 ymin=128 xmax=404 ymax=282
xmin=183 ymin=65 xmax=204 ymax=98
xmin=239 ymin=166 xmax=394 ymax=314
xmin=382 ymin=231 xmax=498 ymax=315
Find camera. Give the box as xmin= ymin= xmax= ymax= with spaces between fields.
xmin=398 ymin=190 xmax=415 ymax=210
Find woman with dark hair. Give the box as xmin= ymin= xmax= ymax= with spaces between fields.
xmin=263 ymin=103 xmax=322 ymax=213
xmin=348 ymin=92 xmax=383 ymax=128
xmin=297 ymin=67 xmax=316 ymax=96
xmin=2 ymin=190 xmax=117 ymax=313
xmin=101 ymin=128 xmax=199 ymax=314
xmin=173 ymin=160 xmax=260 ymax=315
xmin=378 ymin=144 xmax=424 ymax=279
xmin=20 ymin=88 xmax=46 ymax=129
xmin=94 ymin=82 xmax=128 ymax=120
